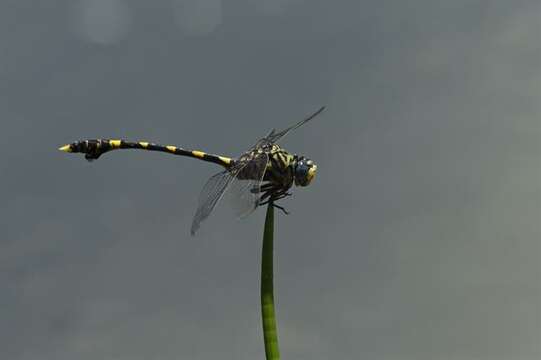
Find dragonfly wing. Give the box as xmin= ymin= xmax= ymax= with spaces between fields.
xmin=265 ymin=106 xmax=325 ymax=143
xmin=190 ymin=169 xmax=236 ymax=235
xmin=190 ymin=154 xmax=267 ymax=235
xmin=228 ymin=153 xmax=269 ymax=219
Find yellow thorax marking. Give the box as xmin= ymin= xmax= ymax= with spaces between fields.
xmin=139 ymin=141 xmax=149 ymax=148
xmin=192 ymin=150 xmax=205 ymax=158
xmin=166 ymin=146 xmax=177 ymax=152
xmin=283 ymin=153 xmax=293 ymax=165
xmin=272 ymin=150 xmax=291 ymax=167
xmin=109 ymin=139 xmax=121 ymax=148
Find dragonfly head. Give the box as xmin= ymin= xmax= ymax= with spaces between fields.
xmin=294 ymin=156 xmax=317 ymax=187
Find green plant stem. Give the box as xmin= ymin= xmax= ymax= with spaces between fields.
xmin=261 ymin=202 xmax=280 ymax=359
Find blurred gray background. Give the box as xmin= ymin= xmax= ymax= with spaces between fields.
xmin=1 ymin=1 xmax=539 ymax=359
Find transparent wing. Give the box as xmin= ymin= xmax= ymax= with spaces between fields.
xmin=228 ymin=153 xmax=269 ymax=219
xmin=265 ymin=106 xmax=325 ymax=143
xmin=190 ymin=153 xmax=269 ymax=235
xmin=189 ymin=107 xmax=324 ymax=234
xmin=190 ymin=169 xmax=236 ymax=235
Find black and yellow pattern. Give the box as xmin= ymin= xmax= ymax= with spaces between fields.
xmin=59 ymin=139 xmax=232 ymax=168
xmin=59 ymin=106 xmax=324 ymax=234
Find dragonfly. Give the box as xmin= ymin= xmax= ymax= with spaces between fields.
xmin=59 ymin=106 xmax=325 ymax=234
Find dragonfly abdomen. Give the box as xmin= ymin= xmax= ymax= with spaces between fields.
xmin=59 ymin=139 xmax=233 ymax=168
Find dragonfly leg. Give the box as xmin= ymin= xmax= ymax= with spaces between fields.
xmin=259 ymin=187 xmax=286 ymax=201
xmin=272 ymin=203 xmax=289 ymax=215
xmin=251 ymin=183 xmax=274 ymax=194
xmin=272 ymin=189 xmax=291 ymax=201
xmin=259 ymin=188 xmax=292 ymax=215
xmin=260 ymin=188 xmax=277 ymax=201
xmin=259 ymin=198 xmax=290 ymax=215
xmin=259 ymin=198 xmax=272 ymax=205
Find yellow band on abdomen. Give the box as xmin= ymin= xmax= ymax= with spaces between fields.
xmin=192 ymin=150 xmax=206 ymax=158
xmin=109 ymin=139 xmax=121 ymax=148
xmin=219 ymin=156 xmax=231 ymax=165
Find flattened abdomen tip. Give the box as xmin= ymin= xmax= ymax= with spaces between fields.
xmin=58 ymin=144 xmax=72 ymax=152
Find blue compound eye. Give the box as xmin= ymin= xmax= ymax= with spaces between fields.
xmin=297 ymin=162 xmax=309 ymax=175
xmin=295 ymin=158 xmax=317 ymax=186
